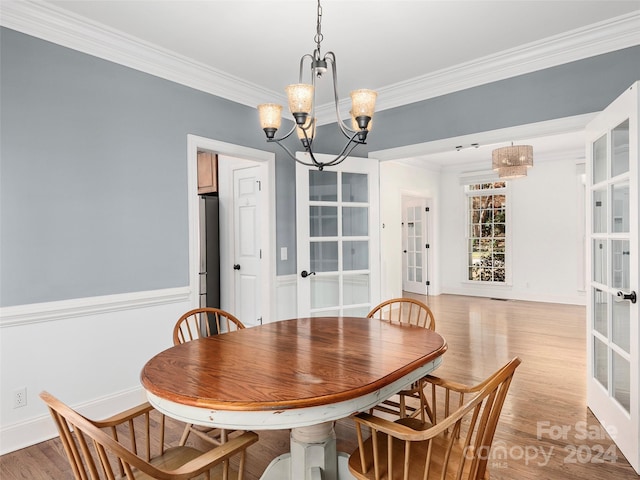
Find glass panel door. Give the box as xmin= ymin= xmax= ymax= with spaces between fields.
xmin=402 ymin=196 xmax=429 ymax=295
xmin=297 ymin=154 xmax=380 ymax=318
xmin=586 ymin=82 xmax=639 ymax=473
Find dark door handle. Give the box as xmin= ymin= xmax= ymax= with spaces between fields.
xmin=301 ymin=270 xmax=316 ymax=278
xmin=617 ymin=291 xmax=637 ymax=304
xmin=233 ymin=264 xmax=241 ymax=270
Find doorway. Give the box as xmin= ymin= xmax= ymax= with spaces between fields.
xmin=187 ymin=135 xmax=276 ymax=325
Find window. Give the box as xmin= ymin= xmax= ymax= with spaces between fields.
xmin=466 ymin=182 xmax=507 ymax=283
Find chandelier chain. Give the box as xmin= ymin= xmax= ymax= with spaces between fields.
xmin=314 ymin=0 xmax=323 ymax=50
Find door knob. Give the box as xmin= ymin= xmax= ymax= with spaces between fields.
xmin=233 ymin=264 xmax=241 ymax=270
xmin=617 ymin=290 xmax=637 ymax=304
xmin=301 ymin=270 xmax=316 ymax=278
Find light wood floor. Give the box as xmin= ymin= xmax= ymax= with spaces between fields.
xmin=1 ymin=294 xmax=637 ymax=479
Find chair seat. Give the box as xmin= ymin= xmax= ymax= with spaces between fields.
xmin=131 ymin=445 xmax=243 ymax=480
xmin=348 ymin=425 xmax=490 ymax=480
xmin=133 ymin=446 xmax=199 ymax=479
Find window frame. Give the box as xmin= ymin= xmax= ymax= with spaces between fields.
xmin=464 ymin=181 xmax=512 ymax=286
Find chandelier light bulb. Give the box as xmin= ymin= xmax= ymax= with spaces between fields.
xmin=286 ymin=84 xmax=314 ymax=116
xmin=351 ymin=89 xmax=377 ymax=118
xmin=257 ymin=103 xmax=283 ymax=139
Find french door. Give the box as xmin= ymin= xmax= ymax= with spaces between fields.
xmin=586 ymin=81 xmax=639 ymax=473
xmin=402 ymin=196 xmax=429 ymax=295
xmin=296 ymin=154 xmax=380 ymax=317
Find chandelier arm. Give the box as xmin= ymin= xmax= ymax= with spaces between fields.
xmin=322 ymin=138 xmax=362 ymax=167
xmin=268 ymin=130 xmax=364 ymax=170
xmin=301 ymin=127 xmax=361 ymax=168
xmin=318 ymin=132 xmax=363 ymax=168
xmin=269 ymin=122 xmax=298 ymax=143
xmin=325 ymin=52 xmax=356 ymax=137
xmin=299 ymin=53 xmax=315 ymax=83
xmin=268 ymin=139 xmax=319 ymax=168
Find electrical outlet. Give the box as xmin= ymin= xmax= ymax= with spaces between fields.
xmin=13 ymin=387 xmax=27 ymax=408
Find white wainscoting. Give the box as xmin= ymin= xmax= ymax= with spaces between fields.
xmin=275 ymin=274 xmax=298 ymax=321
xmin=0 ymin=288 xmax=194 ymax=455
xmin=0 ymin=277 xmax=300 ymax=455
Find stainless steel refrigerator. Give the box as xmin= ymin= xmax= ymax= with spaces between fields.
xmin=199 ymin=194 xmax=220 ymax=309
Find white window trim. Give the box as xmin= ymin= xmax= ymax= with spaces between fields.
xmin=462 ymin=180 xmax=513 ymax=286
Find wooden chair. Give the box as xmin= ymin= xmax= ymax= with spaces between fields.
xmin=40 ymin=390 xmax=258 ymax=480
xmin=173 ymin=307 xmax=245 ymax=345
xmin=367 ymin=297 xmax=436 ymax=329
xmin=367 ymin=298 xmax=436 ymax=419
xmin=349 ymin=357 xmax=522 ymax=480
xmin=173 ymin=307 xmax=245 ymax=447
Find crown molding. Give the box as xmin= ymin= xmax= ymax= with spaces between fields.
xmin=318 ymin=11 xmax=640 ymax=124
xmin=1 ymin=2 xmax=638 ymax=120
xmin=0 ymin=0 xmax=278 ymax=109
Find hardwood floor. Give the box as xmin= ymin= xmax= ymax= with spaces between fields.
xmin=1 ymin=294 xmax=637 ymax=479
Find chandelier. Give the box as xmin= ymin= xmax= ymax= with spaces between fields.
xmin=492 ymin=144 xmax=533 ymax=179
xmin=257 ymin=0 xmax=377 ymax=170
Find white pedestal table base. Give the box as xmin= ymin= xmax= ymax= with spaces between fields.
xmin=260 ymin=422 xmax=355 ymax=480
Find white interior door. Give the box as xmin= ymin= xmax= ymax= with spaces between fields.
xmin=296 ymin=153 xmax=380 ymax=317
xmin=232 ymin=166 xmax=262 ymax=326
xmin=586 ymin=81 xmax=639 ymax=473
xmin=402 ymin=196 xmax=428 ymax=295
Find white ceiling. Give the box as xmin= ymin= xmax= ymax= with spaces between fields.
xmin=8 ymin=0 xmax=640 ymax=168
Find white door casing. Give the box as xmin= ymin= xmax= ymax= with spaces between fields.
xmin=296 ymin=153 xmax=381 ymax=317
xmin=187 ymin=135 xmax=276 ymax=325
xmin=585 ymin=81 xmax=639 ymax=473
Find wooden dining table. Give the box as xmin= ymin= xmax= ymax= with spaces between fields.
xmin=141 ymin=316 xmax=447 ymax=480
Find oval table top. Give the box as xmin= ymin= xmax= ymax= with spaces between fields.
xmin=141 ymin=316 xmax=447 ymax=414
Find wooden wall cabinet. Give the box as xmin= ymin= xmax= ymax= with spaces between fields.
xmin=197 ymin=151 xmax=218 ymax=194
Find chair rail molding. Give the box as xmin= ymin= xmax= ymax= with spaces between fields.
xmin=0 ymin=287 xmax=191 ymax=328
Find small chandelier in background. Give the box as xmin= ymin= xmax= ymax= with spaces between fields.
xmin=257 ymin=0 xmax=377 ymax=170
xmin=492 ymin=144 xmax=533 ymax=179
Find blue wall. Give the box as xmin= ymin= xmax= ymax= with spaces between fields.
xmin=0 ymin=27 xmax=295 ymax=306
xmin=2 ymin=25 xmax=639 ymax=307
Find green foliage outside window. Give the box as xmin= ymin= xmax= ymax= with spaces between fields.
xmin=466 ymin=182 xmax=507 ymax=282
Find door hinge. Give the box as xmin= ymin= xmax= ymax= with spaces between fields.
xmin=259 ymin=249 xmax=262 ymax=259
xmin=256 ymin=180 xmax=262 ymax=191
xmin=425 ymin=244 xmax=430 ymax=249
xmin=425 ymin=207 xmax=430 ymax=212
xmin=426 ymin=281 xmax=431 ymax=286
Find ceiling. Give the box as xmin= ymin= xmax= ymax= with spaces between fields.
xmin=9 ymin=0 xmax=640 ymax=168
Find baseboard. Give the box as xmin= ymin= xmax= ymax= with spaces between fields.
xmin=441 ymin=286 xmax=586 ymax=306
xmin=0 ymin=386 xmax=146 ymax=455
